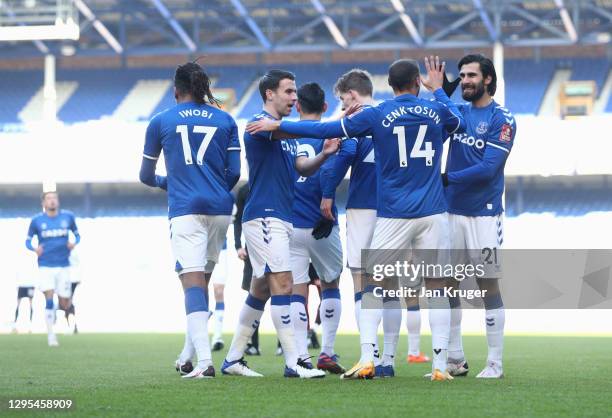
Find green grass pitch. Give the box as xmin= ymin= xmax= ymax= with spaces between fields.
xmin=1 ymin=334 xmax=611 ymax=417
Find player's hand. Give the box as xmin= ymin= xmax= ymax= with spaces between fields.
xmin=35 ymin=246 xmax=44 ymax=257
xmin=67 ymin=242 xmax=76 ymax=250
xmin=422 ymin=55 xmax=446 ymax=92
xmin=343 ymin=102 xmax=362 ymax=118
xmin=237 ymin=247 xmax=248 ymax=261
xmin=312 ymin=218 xmax=334 ymax=240
xmin=320 ymin=198 xmax=335 ymax=221
xmin=322 ymin=138 xmax=340 ymax=156
xmin=245 ymin=119 xmax=281 ymax=135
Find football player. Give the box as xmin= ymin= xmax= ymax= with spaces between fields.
xmin=140 ymin=61 xmax=241 ymax=379
xmin=220 ymin=70 xmax=337 ymax=378
xmin=442 ymin=54 xmax=516 ymax=379
xmin=26 ymin=191 xmax=80 ymax=346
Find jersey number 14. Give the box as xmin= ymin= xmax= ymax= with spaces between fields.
xmin=393 ymin=125 xmax=434 ymax=168
xmin=176 ymin=125 xmax=218 ymax=165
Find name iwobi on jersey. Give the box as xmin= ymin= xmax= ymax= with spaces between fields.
xmin=293 ymin=137 xmax=338 ymax=228
xmin=143 ymin=102 xmax=240 ymax=219
xmin=279 ymin=89 xmax=465 ymax=219
xmin=444 ymin=100 xmax=516 ymax=216
xmin=27 ymin=210 xmax=79 ymax=267
xmin=242 ymin=111 xmax=299 ymax=224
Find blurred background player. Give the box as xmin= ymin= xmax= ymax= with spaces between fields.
xmin=63 ymin=250 xmax=82 ymax=334
xmin=247 ymin=56 xmax=464 ymax=381
xmin=320 ymin=69 xmax=429 ymax=377
xmin=26 ymin=191 xmax=80 ymax=347
xmin=11 ymin=255 xmax=37 ymax=334
xmin=233 ymin=182 xmax=261 ymax=356
xmin=139 ymin=61 xmax=241 ymax=379
xmin=288 ymin=82 xmax=344 ymax=374
xmin=211 ymin=240 xmax=228 ymax=351
xmin=221 ymin=70 xmax=336 ymax=378
xmin=442 ymin=54 xmax=516 ymax=379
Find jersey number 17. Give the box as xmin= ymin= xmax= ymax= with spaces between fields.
xmin=176 ymin=125 xmax=218 ymax=165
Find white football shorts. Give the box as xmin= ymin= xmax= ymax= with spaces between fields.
xmin=368 ymin=213 xmax=450 ymax=278
xmin=170 ymin=214 xmax=231 ymax=275
xmin=346 ymin=209 xmax=377 ymax=269
xmin=38 ymin=266 xmax=72 ymax=298
xmin=449 ymin=213 xmax=503 ymax=278
xmin=290 ymin=225 xmax=343 ymax=285
xmin=243 ymin=217 xmax=293 ymax=279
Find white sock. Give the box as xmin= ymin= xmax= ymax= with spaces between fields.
xmin=448 ymin=297 xmax=464 ymax=361
xmin=213 ymin=304 xmax=224 ymax=342
xmin=406 ymin=307 xmax=422 ymax=356
xmin=178 ymin=330 xmax=195 ymax=363
xmin=320 ymin=289 xmax=341 ymax=356
xmin=359 ymin=308 xmax=382 ymax=364
xmin=187 ymin=311 xmax=212 ymax=369
xmin=45 ymin=308 xmax=55 ymax=338
xmin=485 ymin=307 xmax=505 ymax=366
xmin=382 ymin=302 xmax=401 ymax=367
xmin=428 ymin=296 xmax=450 ymax=372
xmin=271 ymin=295 xmax=298 ymax=369
xmin=226 ymin=295 xmax=265 ymax=362
xmin=290 ymin=297 xmax=309 ymax=360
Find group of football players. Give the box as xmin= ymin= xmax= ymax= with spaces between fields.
xmin=137 ymin=52 xmax=515 ymax=380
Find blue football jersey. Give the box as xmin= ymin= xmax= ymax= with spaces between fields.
xmin=280 ymin=89 xmax=465 ymax=219
xmin=242 ymin=111 xmax=299 ymax=224
xmin=27 ymin=210 xmax=79 ymax=267
xmin=322 ymin=136 xmax=377 ymax=210
xmin=143 ymin=102 xmax=240 ymax=219
xmin=293 ymin=137 xmax=338 ymax=228
xmin=445 ymin=100 xmax=516 ymax=216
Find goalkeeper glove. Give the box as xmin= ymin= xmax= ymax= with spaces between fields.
xmin=312 ymin=218 xmax=334 ymax=240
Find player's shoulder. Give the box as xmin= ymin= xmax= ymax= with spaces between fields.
xmin=490 ymin=101 xmax=516 ymax=125
xmin=31 ymin=212 xmax=45 ymax=222
xmin=59 ymin=209 xmax=76 ymax=218
xmin=250 ymin=112 xmax=274 ymax=123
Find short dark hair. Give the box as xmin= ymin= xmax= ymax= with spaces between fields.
xmin=388 ymin=59 xmax=420 ymax=92
xmin=334 ymin=69 xmax=373 ymax=97
xmin=41 ymin=191 xmax=58 ymax=201
xmin=258 ymin=69 xmax=296 ymax=102
xmin=297 ymin=82 xmax=325 ymax=115
xmin=458 ymin=54 xmax=497 ymax=96
xmin=174 ymin=61 xmax=220 ymax=106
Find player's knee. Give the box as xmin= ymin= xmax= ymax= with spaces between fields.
xmin=184 ymin=287 xmax=208 ymax=314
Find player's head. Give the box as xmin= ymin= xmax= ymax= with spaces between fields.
xmin=41 ymin=191 xmax=59 ymax=212
xmin=388 ymin=59 xmax=420 ymax=96
xmin=458 ymin=54 xmax=497 ymax=102
xmin=296 ymin=82 xmax=327 ymax=117
xmin=334 ymin=69 xmax=373 ymax=110
xmin=259 ymin=69 xmax=297 ymax=117
xmin=174 ymin=61 xmax=220 ymax=107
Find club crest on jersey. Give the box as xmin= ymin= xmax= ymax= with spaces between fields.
xmin=476 ymin=121 xmax=488 ymax=134
xmin=499 ymin=124 xmax=513 ymax=142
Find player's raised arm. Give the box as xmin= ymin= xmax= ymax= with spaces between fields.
xmin=444 ymin=110 xmax=516 ymax=186
xmin=294 ymin=138 xmax=340 ymax=177
xmin=423 ymin=56 xmax=466 ymax=134
xmin=139 ymin=116 xmax=167 ymax=190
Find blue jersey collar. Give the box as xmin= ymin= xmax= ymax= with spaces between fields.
xmin=394 ymin=93 xmax=419 ymax=102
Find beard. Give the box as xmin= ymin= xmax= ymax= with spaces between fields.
xmin=461 ymin=80 xmax=486 ymax=102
